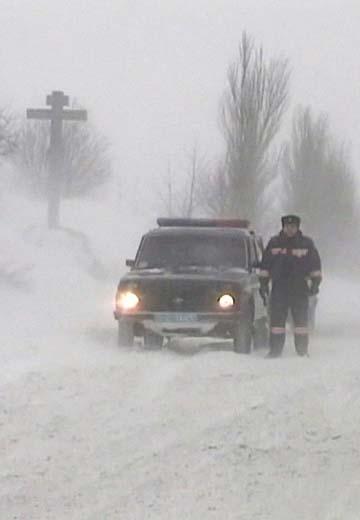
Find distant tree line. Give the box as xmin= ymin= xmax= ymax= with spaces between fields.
xmin=0 ymin=32 xmax=357 ymax=272
xmin=0 ymin=108 xmax=17 ymax=156
xmin=161 ymin=31 xmax=358 ymax=273
xmin=0 ymin=102 xmax=111 ymax=198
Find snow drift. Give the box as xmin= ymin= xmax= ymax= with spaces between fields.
xmin=1 ymin=189 xmax=360 ymax=519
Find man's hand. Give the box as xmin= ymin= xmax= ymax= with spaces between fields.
xmin=259 ymin=280 xmax=269 ymax=306
xmin=309 ymin=279 xmax=320 ymax=296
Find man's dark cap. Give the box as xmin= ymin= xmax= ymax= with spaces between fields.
xmin=281 ymin=214 xmax=301 ymax=227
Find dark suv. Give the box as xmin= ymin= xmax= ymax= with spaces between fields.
xmin=114 ymin=218 xmax=268 ymax=353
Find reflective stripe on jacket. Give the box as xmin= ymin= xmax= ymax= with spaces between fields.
xmin=260 ymin=231 xmax=322 ymax=285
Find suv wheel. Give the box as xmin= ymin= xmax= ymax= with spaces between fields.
xmin=117 ymin=320 xmax=134 ymax=347
xmin=253 ymin=317 xmax=269 ymax=349
xmin=233 ymin=316 xmax=253 ymax=354
xmin=144 ymin=331 xmax=163 ymax=350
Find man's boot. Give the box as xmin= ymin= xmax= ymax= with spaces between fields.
xmin=296 ymin=349 xmax=309 ymax=357
xmin=265 ymin=349 xmax=282 ymax=358
xmin=267 ymin=328 xmax=285 ymax=358
xmin=294 ymin=332 xmax=309 ymax=357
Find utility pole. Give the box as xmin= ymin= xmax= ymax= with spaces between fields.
xmin=27 ymin=91 xmax=87 ymax=228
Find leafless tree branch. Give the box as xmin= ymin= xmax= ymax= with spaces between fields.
xmin=211 ymin=31 xmax=290 ymax=225
xmin=14 ymin=104 xmax=111 ymax=198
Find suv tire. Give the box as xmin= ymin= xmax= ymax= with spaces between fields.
xmin=144 ymin=331 xmax=163 ymax=350
xmin=117 ymin=320 xmax=134 ymax=347
xmin=253 ymin=317 xmax=268 ymax=349
xmin=233 ymin=316 xmax=253 ymax=354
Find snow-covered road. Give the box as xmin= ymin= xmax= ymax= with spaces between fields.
xmin=1 ymin=202 xmax=360 ymax=519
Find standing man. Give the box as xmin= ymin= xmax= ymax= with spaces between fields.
xmin=259 ymin=215 xmax=322 ymax=358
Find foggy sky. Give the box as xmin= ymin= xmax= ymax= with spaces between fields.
xmin=1 ymin=0 xmax=360 ymax=202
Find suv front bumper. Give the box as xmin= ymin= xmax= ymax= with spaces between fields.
xmin=114 ymin=310 xmax=244 ymax=338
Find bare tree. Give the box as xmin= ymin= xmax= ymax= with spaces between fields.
xmin=157 ymin=146 xmax=206 ymax=217
xmin=216 ymin=31 xmax=290 ymax=225
xmin=61 ymin=119 xmax=111 ymax=197
xmin=282 ymin=106 xmax=358 ymax=268
xmin=157 ymin=161 xmax=175 ymax=217
xmin=282 ymin=107 xmax=329 ymax=224
xmin=198 ymin=156 xmax=230 ymax=217
xmin=14 ymin=120 xmax=48 ymax=197
xmin=14 ymin=105 xmax=111 ymax=198
xmin=199 ymin=147 xmax=284 ymax=229
xmin=180 ymin=146 xmax=206 ymax=218
xmin=0 ymin=108 xmax=17 ymax=157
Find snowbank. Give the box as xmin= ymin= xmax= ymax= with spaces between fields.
xmin=1 ymin=188 xmax=360 ymax=520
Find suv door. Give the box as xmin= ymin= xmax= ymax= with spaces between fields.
xmin=249 ymin=236 xmax=267 ymax=321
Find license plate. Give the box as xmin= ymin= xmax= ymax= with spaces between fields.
xmin=155 ymin=313 xmax=198 ymax=323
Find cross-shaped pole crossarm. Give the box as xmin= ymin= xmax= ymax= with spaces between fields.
xmin=26 ymin=108 xmax=87 ymax=121
xmin=61 ymin=110 xmax=87 ymax=121
xmin=27 ymin=108 xmax=53 ymax=120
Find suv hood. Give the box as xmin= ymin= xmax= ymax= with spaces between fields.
xmin=120 ymin=266 xmax=250 ymax=285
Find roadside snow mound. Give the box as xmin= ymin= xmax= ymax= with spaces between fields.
xmin=3 ymin=188 xmax=360 ymax=520
xmin=1 ymin=188 xmax=153 ymax=287
xmin=0 ymin=195 xmax=106 ymax=292
xmin=1 ymin=192 xmax=121 ymax=367
xmin=22 ymin=224 xmax=107 ymax=281
xmin=0 ymin=225 xmax=33 ymax=289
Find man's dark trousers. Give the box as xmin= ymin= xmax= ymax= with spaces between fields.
xmin=269 ymin=281 xmax=309 ymax=356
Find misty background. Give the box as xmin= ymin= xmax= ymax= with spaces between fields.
xmin=2 ymin=3 xmax=360 ymax=519
xmin=1 ymin=1 xmax=360 ymax=251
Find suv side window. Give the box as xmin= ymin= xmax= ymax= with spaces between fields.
xmin=254 ymin=237 xmax=263 ymax=262
xmin=248 ymin=238 xmax=257 ymax=267
xmin=134 ymin=236 xmax=146 ymax=266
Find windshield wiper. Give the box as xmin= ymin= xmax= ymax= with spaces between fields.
xmin=172 ymin=264 xmax=218 ymax=272
xmin=218 ymin=265 xmax=247 ymax=272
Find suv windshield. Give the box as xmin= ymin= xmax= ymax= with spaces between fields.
xmin=136 ymin=234 xmax=247 ymax=270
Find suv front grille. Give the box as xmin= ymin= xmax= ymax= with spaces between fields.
xmin=129 ymin=279 xmax=240 ymax=312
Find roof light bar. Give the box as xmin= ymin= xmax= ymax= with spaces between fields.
xmin=157 ymin=218 xmax=251 ymax=229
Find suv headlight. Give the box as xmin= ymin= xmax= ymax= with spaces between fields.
xmin=218 ymin=294 xmax=235 ymax=309
xmin=116 ymin=291 xmax=140 ymax=310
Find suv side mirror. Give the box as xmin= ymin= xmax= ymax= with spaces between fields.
xmin=126 ymin=259 xmax=135 ymax=268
